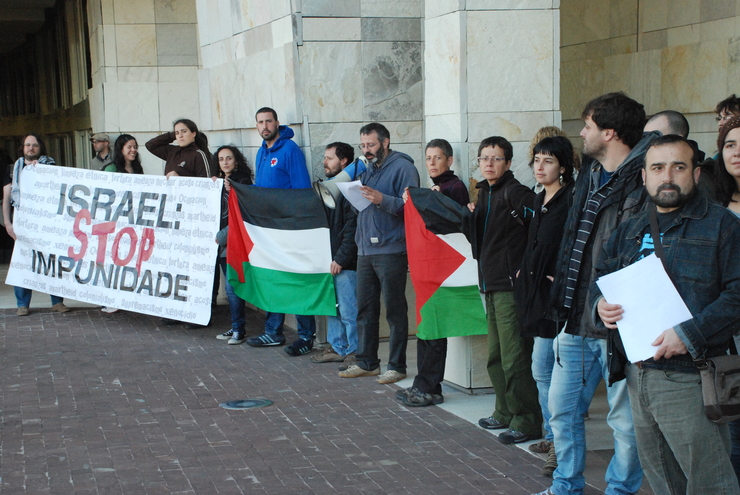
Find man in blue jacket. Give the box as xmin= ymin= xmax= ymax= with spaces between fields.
xmin=593 ymin=135 xmax=740 ymax=494
xmin=339 ymin=123 xmax=420 ymax=384
xmin=246 ymin=107 xmax=316 ymax=356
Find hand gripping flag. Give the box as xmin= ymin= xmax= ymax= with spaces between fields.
xmin=405 ymin=188 xmax=487 ymax=340
xmin=226 ymin=183 xmax=337 ymax=315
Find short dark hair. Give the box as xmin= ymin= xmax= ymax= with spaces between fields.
xmin=647 ymin=110 xmax=690 ymax=138
xmin=478 ymin=136 xmax=513 ymax=161
xmin=112 ymin=134 xmax=144 ymax=174
xmin=19 ymin=133 xmax=46 ymax=157
xmin=532 ymin=136 xmax=575 ymax=183
xmin=646 ymin=134 xmax=698 ymax=170
xmin=581 ymin=92 xmax=646 ymax=149
xmin=426 ymin=138 xmax=453 ymax=158
xmin=716 ymin=94 xmax=740 ymax=116
xmin=359 ymin=123 xmax=390 ymax=143
xmin=255 ymin=107 xmax=278 ymax=120
xmin=326 ymin=142 xmax=354 ymax=165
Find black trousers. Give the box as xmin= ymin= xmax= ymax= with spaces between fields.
xmin=412 ymin=338 xmax=447 ymax=394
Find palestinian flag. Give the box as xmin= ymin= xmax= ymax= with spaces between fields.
xmin=227 ymin=183 xmax=337 ymax=316
xmin=405 ymin=188 xmax=487 ymax=340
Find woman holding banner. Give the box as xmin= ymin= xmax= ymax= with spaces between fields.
xmin=213 ymin=146 xmax=253 ymax=345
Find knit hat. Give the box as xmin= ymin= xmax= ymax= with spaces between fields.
xmin=718 ymin=116 xmax=740 ymax=151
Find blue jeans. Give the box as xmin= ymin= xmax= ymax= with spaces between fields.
xmin=356 ymin=253 xmax=408 ymax=373
xmin=327 ymin=269 xmax=358 ymax=357
xmin=626 ymin=364 xmax=739 ymax=495
xmin=219 ymin=259 xmax=245 ymax=333
xmin=532 ymin=336 xmax=555 ymax=443
xmin=548 ymin=334 xmax=642 ymax=495
xmin=15 ymin=287 xmax=62 ymax=308
xmin=264 ymin=312 xmax=316 ymax=341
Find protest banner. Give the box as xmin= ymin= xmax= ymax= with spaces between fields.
xmin=5 ymin=164 xmax=221 ymax=324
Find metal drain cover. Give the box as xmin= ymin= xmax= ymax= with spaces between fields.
xmin=219 ymin=399 xmax=273 ymax=410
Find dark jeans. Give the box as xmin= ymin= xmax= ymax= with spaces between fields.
xmin=356 ymin=253 xmax=409 ymax=373
xmin=264 ymin=312 xmax=316 ymax=341
xmin=730 ymin=419 xmax=740 ymax=487
xmin=412 ymin=338 xmax=447 ymax=395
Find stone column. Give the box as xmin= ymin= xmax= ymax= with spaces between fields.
xmin=423 ymin=1 xmax=561 ymax=391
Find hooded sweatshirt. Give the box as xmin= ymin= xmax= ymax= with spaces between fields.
xmin=355 ymin=150 xmax=420 ymax=256
xmin=254 ymin=126 xmax=310 ymax=189
xmin=145 ymin=132 xmax=214 ymax=178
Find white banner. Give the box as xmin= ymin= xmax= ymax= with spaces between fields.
xmin=6 ymin=164 xmax=222 ymax=325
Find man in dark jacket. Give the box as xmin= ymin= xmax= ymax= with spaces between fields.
xmin=534 ymin=93 xmax=655 ymax=495
xmin=472 ymin=136 xmax=541 ymax=445
xmin=593 ymin=135 xmax=740 ymax=494
xmin=338 ymin=123 xmax=420 ymax=384
xmin=311 ymin=142 xmax=359 ymax=371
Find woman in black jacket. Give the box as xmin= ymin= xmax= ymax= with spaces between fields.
xmin=514 ymin=136 xmax=575 ymax=476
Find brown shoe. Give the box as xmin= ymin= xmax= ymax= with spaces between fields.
xmin=529 ymin=440 xmax=553 ymax=454
xmin=17 ymin=306 xmax=30 ymax=316
xmin=51 ymin=303 xmax=71 ymax=313
xmin=338 ymin=352 xmax=357 ymax=371
xmin=311 ymin=347 xmax=344 ymax=363
xmin=542 ymin=444 xmax=557 ymax=477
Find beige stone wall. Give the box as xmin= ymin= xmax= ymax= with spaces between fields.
xmin=87 ymin=0 xmax=200 ymax=174
xmin=560 ymin=0 xmax=740 ymax=156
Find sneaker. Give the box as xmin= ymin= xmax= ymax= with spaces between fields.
xmin=498 ymin=428 xmax=538 ymax=445
xmin=311 ymin=347 xmax=343 ymax=363
xmin=530 ymin=490 xmax=553 ymax=495
xmin=100 ymin=306 xmax=119 ymax=314
xmin=216 ymin=330 xmax=234 ymax=341
xmin=285 ymin=338 xmax=313 ymax=356
xmin=17 ymin=306 xmax=29 ymax=316
xmin=542 ymin=444 xmax=557 ymax=477
xmin=246 ymin=333 xmax=286 ymax=347
xmin=402 ymin=387 xmax=444 ymax=407
xmin=529 ymin=440 xmax=553 ymax=454
xmin=338 ymin=353 xmax=357 ymax=371
xmin=478 ymin=416 xmax=509 ymax=430
xmin=377 ymin=370 xmax=406 ymax=384
xmin=338 ymin=364 xmax=380 ymax=378
xmin=228 ymin=333 xmax=246 ymax=345
xmin=395 ymin=387 xmax=412 ymax=401
xmin=51 ymin=303 xmax=70 ymax=313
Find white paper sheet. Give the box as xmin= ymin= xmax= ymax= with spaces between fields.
xmin=336 ymin=180 xmax=372 ymax=212
xmin=595 ymin=253 xmax=693 ymax=363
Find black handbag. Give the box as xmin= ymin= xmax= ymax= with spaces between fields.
xmin=648 ymin=205 xmax=740 ymax=424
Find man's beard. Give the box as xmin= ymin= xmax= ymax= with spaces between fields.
xmin=582 ymin=139 xmax=606 ymax=161
xmin=24 ymin=152 xmax=40 ymax=162
xmin=652 ymin=183 xmax=693 ymax=208
xmin=261 ymin=128 xmax=278 ymax=142
xmin=365 ymin=146 xmax=386 ymax=165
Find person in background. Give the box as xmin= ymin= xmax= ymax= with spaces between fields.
xmin=90 ymin=133 xmax=113 ymax=171
xmin=214 ymin=145 xmax=253 ymax=345
xmin=396 ymin=138 xmax=469 ymax=407
xmin=514 ymin=136 xmax=575 ymax=476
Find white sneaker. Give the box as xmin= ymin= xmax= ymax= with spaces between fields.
xmin=377 ymin=369 xmax=407 ymax=384
xmin=101 ymin=307 xmax=119 ymax=314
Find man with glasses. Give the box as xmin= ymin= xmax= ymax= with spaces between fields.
xmin=3 ymin=133 xmax=70 ymax=316
xmin=89 ymin=133 xmax=112 ymax=170
xmin=472 ymin=136 xmax=541 ymax=445
xmin=716 ymin=94 xmax=740 ymax=129
xmin=338 ymin=123 xmax=419 ymax=384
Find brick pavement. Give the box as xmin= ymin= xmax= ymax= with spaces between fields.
xmin=0 ymin=304 xmax=626 ymax=494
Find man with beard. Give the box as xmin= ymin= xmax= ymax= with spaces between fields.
xmin=339 ymin=123 xmax=420 ymax=384
xmin=311 ymin=142 xmax=359 ymax=371
xmin=247 ymin=107 xmax=317 ymax=355
xmin=592 ymin=134 xmax=740 ymax=494
xmin=534 ymin=92 xmax=657 ymax=495
xmin=3 ymin=133 xmax=70 ymax=316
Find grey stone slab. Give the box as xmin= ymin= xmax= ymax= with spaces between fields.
xmin=361 ymin=17 xmax=422 ymax=42
xmin=302 ymin=0 xmax=361 ymax=17
xmin=362 ymin=41 xmax=423 ymax=121
xmin=156 ymin=24 xmax=199 ymax=66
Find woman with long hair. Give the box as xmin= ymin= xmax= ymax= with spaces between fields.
xmin=514 ymin=136 xmax=576 ymax=478
xmin=213 ymin=146 xmax=252 ymax=344
xmin=145 ymin=118 xmax=214 ymax=178
xmin=104 ymin=134 xmax=144 ymax=174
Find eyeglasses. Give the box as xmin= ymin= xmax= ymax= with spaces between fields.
xmin=358 ymin=142 xmax=380 ymax=151
xmin=717 ymin=114 xmax=734 ymax=123
xmin=477 ymin=156 xmax=507 ymax=164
